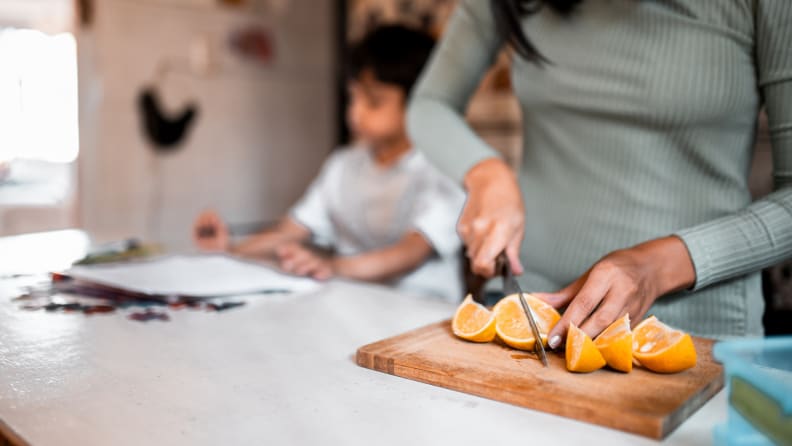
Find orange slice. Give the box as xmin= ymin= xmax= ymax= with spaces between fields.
xmin=493 ymin=293 xmax=561 ymax=351
xmin=452 ymin=295 xmax=497 ymax=343
xmin=566 ymin=323 xmax=606 ymax=373
xmin=593 ymin=314 xmax=633 ymax=373
xmin=632 ymin=316 xmax=696 ymax=373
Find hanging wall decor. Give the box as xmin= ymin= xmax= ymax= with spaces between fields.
xmin=137 ymin=87 xmax=199 ymax=151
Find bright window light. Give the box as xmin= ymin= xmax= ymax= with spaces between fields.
xmin=0 ymin=28 xmax=78 ymax=163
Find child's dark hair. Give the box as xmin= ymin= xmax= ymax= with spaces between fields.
xmin=346 ymin=25 xmax=435 ymax=95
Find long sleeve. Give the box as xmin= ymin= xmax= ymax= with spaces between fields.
xmin=406 ymin=0 xmax=504 ymax=183
xmin=675 ymin=0 xmax=792 ymax=290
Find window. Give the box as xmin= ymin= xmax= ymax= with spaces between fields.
xmin=0 ymin=1 xmax=77 ymax=233
xmin=0 ymin=28 xmax=78 ymax=163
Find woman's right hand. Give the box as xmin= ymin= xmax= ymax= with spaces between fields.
xmin=193 ymin=209 xmax=230 ymax=252
xmin=458 ymin=158 xmax=525 ymax=277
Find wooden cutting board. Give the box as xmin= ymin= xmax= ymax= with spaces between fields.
xmin=356 ymin=320 xmax=723 ymax=439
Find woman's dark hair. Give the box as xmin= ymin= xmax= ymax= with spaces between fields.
xmin=491 ymin=0 xmax=583 ymax=62
xmin=346 ymin=25 xmax=436 ymax=95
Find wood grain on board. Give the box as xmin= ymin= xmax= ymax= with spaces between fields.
xmin=357 ymin=320 xmax=723 ymax=439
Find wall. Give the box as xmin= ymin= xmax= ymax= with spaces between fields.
xmin=77 ymin=0 xmax=336 ymax=250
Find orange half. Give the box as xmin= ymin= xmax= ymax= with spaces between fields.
xmin=632 ymin=316 xmax=696 ymax=373
xmin=493 ymin=293 xmax=561 ymax=351
xmin=593 ymin=314 xmax=633 ymax=373
xmin=452 ymin=295 xmax=497 ymax=343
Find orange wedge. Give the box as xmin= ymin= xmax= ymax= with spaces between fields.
xmin=593 ymin=314 xmax=633 ymax=373
xmin=493 ymin=293 xmax=561 ymax=351
xmin=566 ymin=323 xmax=606 ymax=373
xmin=452 ymin=295 xmax=497 ymax=343
xmin=632 ymin=316 xmax=696 ymax=373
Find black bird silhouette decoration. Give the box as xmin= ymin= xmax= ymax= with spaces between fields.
xmin=138 ymin=87 xmax=199 ymax=152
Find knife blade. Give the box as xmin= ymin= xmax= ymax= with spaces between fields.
xmin=497 ymin=253 xmax=549 ymax=367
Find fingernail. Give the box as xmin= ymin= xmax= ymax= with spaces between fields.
xmin=548 ymin=335 xmax=561 ymax=350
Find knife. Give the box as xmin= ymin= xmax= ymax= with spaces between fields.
xmin=497 ymin=253 xmax=549 ymax=367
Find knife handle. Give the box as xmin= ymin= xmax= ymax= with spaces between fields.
xmin=495 ymin=253 xmax=509 ymax=278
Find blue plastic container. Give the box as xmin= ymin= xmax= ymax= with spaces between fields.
xmin=713 ymin=337 xmax=792 ymax=446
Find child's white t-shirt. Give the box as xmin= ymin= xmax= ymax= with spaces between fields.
xmin=290 ymin=146 xmax=466 ymax=302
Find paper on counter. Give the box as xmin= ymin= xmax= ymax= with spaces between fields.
xmin=65 ymin=254 xmax=322 ymax=297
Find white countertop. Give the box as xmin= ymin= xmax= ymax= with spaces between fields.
xmin=0 ymin=231 xmax=726 ymax=446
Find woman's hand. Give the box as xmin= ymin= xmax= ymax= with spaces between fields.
xmin=535 ymin=236 xmax=696 ymax=350
xmin=193 ymin=210 xmax=230 ymax=252
xmin=276 ymin=242 xmax=334 ymax=281
xmin=459 ymin=158 xmax=526 ymax=277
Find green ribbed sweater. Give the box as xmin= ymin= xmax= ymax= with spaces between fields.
xmin=408 ymin=0 xmax=792 ymax=338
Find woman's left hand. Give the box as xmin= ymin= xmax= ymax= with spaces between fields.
xmin=534 ymin=236 xmax=696 ymax=350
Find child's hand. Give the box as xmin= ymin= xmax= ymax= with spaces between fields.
xmin=276 ymin=242 xmax=334 ymax=281
xmin=193 ymin=210 xmax=230 ymax=252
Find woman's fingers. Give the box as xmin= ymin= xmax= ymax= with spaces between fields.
xmin=505 ymin=236 xmax=524 ymax=275
xmin=458 ymin=216 xmax=486 ymax=260
xmin=547 ymin=269 xmax=611 ymax=349
xmin=470 ymin=222 xmax=512 ymax=277
xmin=459 ymin=158 xmax=526 ymax=278
xmin=539 ymin=239 xmax=690 ymax=351
xmin=578 ymin=289 xmax=625 ymax=340
xmin=464 ymin=215 xmax=524 ymax=277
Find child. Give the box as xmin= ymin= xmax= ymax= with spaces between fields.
xmin=193 ymin=26 xmax=465 ymax=301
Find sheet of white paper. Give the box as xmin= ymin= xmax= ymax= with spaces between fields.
xmin=65 ymin=255 xmax=322 ymax=297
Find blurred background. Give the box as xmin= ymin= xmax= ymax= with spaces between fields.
xmin=0 ymin=0 xmax=525 ymax=248
xmin=0 ymin=0 xmax=787 ymax=331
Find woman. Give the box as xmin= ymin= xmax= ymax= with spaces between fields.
xmin=408 ymin=0 xmax=791 ymax=345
